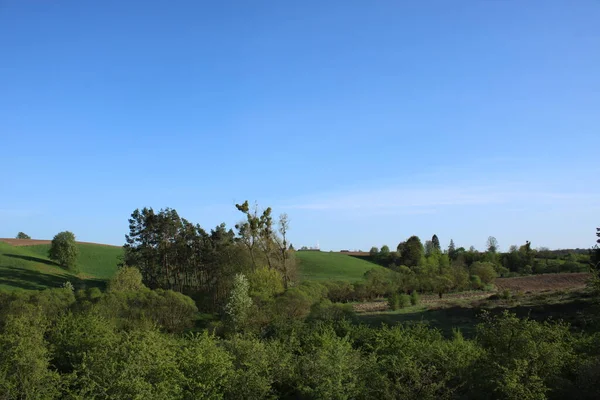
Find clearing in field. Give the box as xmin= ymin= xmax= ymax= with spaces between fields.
xmin=295 ymin=250 xmax=384 ymax=282
xmin=355 ymin=273 xmax=596 ymax=337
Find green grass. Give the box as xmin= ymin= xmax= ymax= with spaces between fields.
xmin=0 ymin=242 xmax=123 ymax=291
xmin=295 ymin=251 xmax=384 ymax=282
xmin=356 ymin=289 xmax=598 ymax=338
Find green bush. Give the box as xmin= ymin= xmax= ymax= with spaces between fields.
xmin=410 ymin=291 xmax=420 ymax=305
xmin=388 ymin=293 xmax=400 ymax=311
xmin=399 ymin=294 xmax=410 ymax=308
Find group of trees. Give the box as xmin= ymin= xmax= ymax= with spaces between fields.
xmin=369 ymin=234 xmax=590 ymax=281
xmin=1 ymin=278 xmax=600 ymax=399
xmin=122 ymin=202 xmax=296 ymax=311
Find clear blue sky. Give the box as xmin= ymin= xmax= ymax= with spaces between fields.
xmin=1 ymin=1 xmax=599 ymax=251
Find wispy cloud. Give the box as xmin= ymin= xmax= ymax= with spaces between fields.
xmin=0 ymin=209 xmax=40 ymax=218
xmin=283 ymin=183 xmax=598 ymax=214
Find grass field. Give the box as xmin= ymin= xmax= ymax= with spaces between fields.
xmin=0 ymin=241 xmax=123 ymax=291
xmin=355 ymin=287 xmax=598 ymax=338
xmin=295 ymin=250 xmax=384 ymax=282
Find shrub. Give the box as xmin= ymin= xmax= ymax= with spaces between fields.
xmin=247 ymin=267 xmax=284 ymax=303
xmin=470 ymin=262 xmax=497 ymax=285
xmin=388 ymin=293 xmax=400 ymax=311
xmin=177 ymin=332 xmax=233 ymax=399
xmin=399 ymin=294 xmax=411 ymax=308
xmin=107 ymin=266 xmax=146 ymax=292
xmin=410 ymin=291 xmax=420 ymax=306
xmin=470 ymin=275 xmax=483 ymax=290
xmin=309 ymin=300 xmax=355 ymax=322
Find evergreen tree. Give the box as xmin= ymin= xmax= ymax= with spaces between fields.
xmin=432 ymin=234 xmax=441 ymax=253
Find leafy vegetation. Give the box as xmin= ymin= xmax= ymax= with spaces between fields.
xmin=48 ymin=231 xmax=79 ymax=272
xmin=0 ymin=208 xmax=598 ymax=398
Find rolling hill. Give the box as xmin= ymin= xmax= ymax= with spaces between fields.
xmin=295 ymin=250 xmax=384 ymax=282
xmin=0 ymin=238 xmax=384 ymax=291
xmin=0 ymin=239 xmax=123 ymax=291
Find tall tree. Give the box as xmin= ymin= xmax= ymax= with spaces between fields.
xmin=48 ymin=231 xmax=79 ymax=272
xmin=424 ymin=240 xmax=434 ymax=257
xmin=15 ymin=232 xmax=31 ymax=239
xmin=448 ymin=239 xmax=456 ymax=259
xmin=398 ymin=236 xmax=424 ymax=268
xmin=486 ymin=236 xmax=499 ymax=253
xmin=277 ymin=213 xmax=294 ymax=288
xmin=431 ymin=234 xmax=441 ymax=253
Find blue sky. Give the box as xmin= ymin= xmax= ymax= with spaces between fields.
xmin=1 ymin=1 xmax=599 ymax=251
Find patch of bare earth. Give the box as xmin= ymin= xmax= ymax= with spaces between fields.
xmin=495 ymin=273 xmax=591 ymax=292
xmin=352 ymin=273 xmax=592 ymax=313
xmin=0 ymin=238 xmax=120 ymax=247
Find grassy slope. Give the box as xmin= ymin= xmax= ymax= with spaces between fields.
xmin=296 ymin=251 xmax=384 ymax=282
xmin=0 ymin=242 xmax=122 ymax=291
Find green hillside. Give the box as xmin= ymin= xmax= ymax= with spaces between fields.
xmin=0 ymin=242 xmax=122 ymax=291
xmin=295 ymin=251 xmax=384 ymax=282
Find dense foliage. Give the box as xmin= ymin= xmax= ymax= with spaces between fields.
xmin=15 ymin=232 xmax=31 ymax=239
xmin=123 ymin=203 xmax=296 ymax=311
xmin=48 ymin=231 xmax=79 ymax=272
xmin=0 ymin=283 xmax=599 ymax=400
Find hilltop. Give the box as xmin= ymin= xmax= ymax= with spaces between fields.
xmin=0 ymin=239 xmax=123 ymax=291
xmin=295 ymin=250 xmax=384 ymax=282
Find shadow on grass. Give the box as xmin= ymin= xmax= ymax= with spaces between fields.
xmin=356 ymin=294 xmax=598 ymax=338
xmin=3 ymin=253 xmax=61 ymax=267
xmin=0 ymin=266 xmax=107 ymax=291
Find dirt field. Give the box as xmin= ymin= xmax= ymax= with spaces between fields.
xmin=0 ymin=238 xmax=120 ymax=247
xmin=353 ymin=273 xmax=592 ymax=313
xmin=495 ymin=272 xmax=590 ymax=292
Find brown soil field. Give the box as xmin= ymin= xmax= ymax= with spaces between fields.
xmin=495 ymin=272 xmax=591 ymax=292
xmin=0 ymin=238 xmax=120 ymax=248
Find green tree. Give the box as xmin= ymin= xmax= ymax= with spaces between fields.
xmin=470 ymin=261 xmax=497 ymax=285
xmin=15 ymin=232 xmax=31 ymax=239
xmin=424 ymin=240 xmax=434 ymax=256
xmin=448 ymin=239 xmax=456 ymax=259
xmin=369 ymin=246 xmax=379 ymax=259
xmin=486 ymin=236 xmax=498 ymax=253
xmin=380 ymin=245 xmax=390 ymax=258
xmin=225 ymin=274 xmax=253 ymax=332
xmin=108 ymin=266 xmax=146 ymax=292
xmin=48 ymin=231 xmax=79 ymax=272
xmin=431 ymin=234 xmax=441 ymax=253
xmin=398 ymin=236 xmax=424 ymax=268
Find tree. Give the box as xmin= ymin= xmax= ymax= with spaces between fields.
xmin=380 ymin=245 xmax=390 ymax=259
xmin=107 ymin=266 xmax=146 ymax=292
xmin=398 ymin=236 xmax=424 ymax=268
xmin=15 ymin=232 xmax=31 ymax=239
xmin=369 ymin=247 xmax=379 ymax=258
xmin=432 ymin=234 xmax=441 ymax=253
xmin=48 ymin=231 xmax=79 ymax=272
xmin=448 ymin=239 xmax=456 ymax=259
xmin=424 ymin=240 xmax=434 ymax=257
xmin=225 ymin=273 xmax=253 ymax=331
xmin=486 ymin=236 xmax=499 ymax=253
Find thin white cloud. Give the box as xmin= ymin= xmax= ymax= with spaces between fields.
xmin=284 ymin=184 xmax=598 ymax=213
xmin=0 ymin=209 xmax=39 ymax=218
